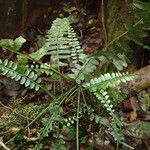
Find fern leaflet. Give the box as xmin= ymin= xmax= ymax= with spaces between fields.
xmin=0 ymin=59 xmax=42 ymax=91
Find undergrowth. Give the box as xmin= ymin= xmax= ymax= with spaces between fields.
xmin=0 ymin=0 xmax=149 ymax=149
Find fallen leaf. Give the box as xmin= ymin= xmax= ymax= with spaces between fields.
xmin=130 ymin=111 xmax=137 ymax=121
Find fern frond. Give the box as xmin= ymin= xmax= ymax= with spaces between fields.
xmin=30 ymin=18 xmax=86 ymax=66
xmin=80 ymin=103 xmax=109 ymax=125
xmin=0 ymin=59 xmax=42 ymax=91
xmin=108 ymin=123 xmax=124 ymax=142
xmin=83 ymin=72 xmax=134 ymax=90
xmin=69 ymin=57 xmax=98 ymax=84
xmin=83 ymin=72 xmax=134 ymax=113
xmin=94 ymin=90 xmax=115 ymax=113
xmin=28 ymin=18 xmax=98 ymax=83
xmin=30 ymin=63 xmax=53 ymax=76
xmin=46 ymin=18 xmax=87 ymax=65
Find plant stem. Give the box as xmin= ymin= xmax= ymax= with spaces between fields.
xmin=105 ymin=19 xmax=143 ymax=49
xmin=101 ymin=0 xmax=108 ymax=46
xmin=76 ymin=89 xmax=80 ymax=150
xmin=5 ymin=85 xmax=78 ymax=145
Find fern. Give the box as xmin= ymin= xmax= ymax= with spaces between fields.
xmin=134 ymin=0 xmax=150 ymax=12
xmin=83 ymin=72 xmax=134 ymax=89
xmin=35 ymin=103 xmax=65 ymax=149
xmin=83 ymin=72 xmax=134 ymax=114
xmin=64 ymin=116 xmax=76 ymax=127
xmin=69 ymin=57 xmax=98 ymax=84
xmin=47 ymin=18 xmax=86 ymax=64
xmin=84 ymin=73 xmax=134 ymax=149
xmin=28 ymin=18 xmax=98 ymax=84
xmin=108 ymin=122 xmax=124 ymax=143
xmin=30 ymin=18 xmax=86 ymax=65
xmin=30 ymin=63 xmax=53 ymax=76
xmin=80 ymin=104 xmax=109 ymax=125
xmin=0 ymin=59 xmax=42 ymax=91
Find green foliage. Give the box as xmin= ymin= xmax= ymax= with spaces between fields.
xmin=40 ymin=104 xmax=63 ymax=138
xmin=0 ymin=36 xmax=26 ymax=51
xmin=0 ymin=59 xmax=42 ymax=91
xmin=29 ymin=18 xmax=86 ymax=65
xmin=126 ymin=121 xmax=150 ymax=140
xmin=29 ymin=18 xmax=98 ymax=83
xmin=34 ymin=103 xmax=66 ymax=149
xmin=133 ymin=0 xmax=150 ymax=11
xmin=64 ymin=116 xmax=76 ymax=127
xmin=83 ymin=72 xmax=133 ymax=89
xmin=140 ymin=122 xmax=150 ymax=133
xmin=105 ymin=0 xmax=150 ymax=73
xmin=51 ymin=136 xmax=67 ymax=150
xmin=83 ymin=72 xmax=134 ymax=116
xmin=30 ymin=63 xmax=53 ymax=76
xmin=98 ymin=50 xmax=129 ymax=72
xmin=128 ymin=0 xmax=150 ymax=50
xmin=82 ymin=72 xmax=134 ymax=147
xmin=0 ymin=16 xmax=136 ymax=149
xmin=69 ymin=57 xmax=98 ymax=84
xmin=108 ymin=122 xmax=124 ymax=142
xmin=138 ymin=90 xmax=150 ymax=113
xmin=80 ymin=104 xmax=109 ymax=125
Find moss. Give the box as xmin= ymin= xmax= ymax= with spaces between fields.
xmin=0 ymin=99 xmax=46 ymax=131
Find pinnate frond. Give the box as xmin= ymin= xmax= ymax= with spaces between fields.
xmin=0 ymin=59 xmax=42 ymax=91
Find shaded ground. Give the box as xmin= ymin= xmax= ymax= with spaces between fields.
xmin=0 ymin=0 xmax=150 ymax=150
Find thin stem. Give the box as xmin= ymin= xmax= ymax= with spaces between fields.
xmin=105 ymin=19 xmax=143 ymax=49
xmin=106 ymin=31 xmax=128 ymax=48
xmin=81 ymin=89 xmax=88 ymax=107
xmin=5 ymin=85 xmax=78 ymax=145
xmin=0 ymin=140 xmax=10 ymax=150
xmin=40 ymin=85 xmax=55 ymax=99
xmin=76 ymin=89 xmax=80 ymax=150
xmin=101 ymin=0 xmax=108 ymax=46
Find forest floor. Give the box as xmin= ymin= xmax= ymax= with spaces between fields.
xmin=0 ymin=0 xmax=150 ymax=150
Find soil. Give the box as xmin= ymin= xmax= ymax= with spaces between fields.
xmin=0 ymin=0 xmax=150 ymax=150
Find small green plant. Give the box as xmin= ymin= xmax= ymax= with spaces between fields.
xmin=0 ymin=17 xmax=135 ymax=149
xmin=130 ymin=0 xmax=150 ymax=51
xmin=83 ymin=72 xmax=134 ymax=113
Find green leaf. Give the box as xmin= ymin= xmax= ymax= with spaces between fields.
xmin=0 ymin=39 xmax=14 ymax=49
xmin=15 ymin=74 xmax=21 ymax=81
xmin=29 ymin=71 xmax=35 ymax=78
xmin=29 ymin=47 xmax=48 ymax=61
xmin=95 ymin=115 xmax=100 ymax=123
xmin=113 ymin=54 xmax=127 ymax=70
xmin=128 ymin=23 xmax=146 ymax=37
xmin=30 ymin=82 xmax=35 ymax=89
xmin=134 ymin=0 xmax=150 ymax=11
xmin=17 ymin=55 xmax=28 ymax=65
xmin=25 ymin=79 xmax=31 ymax=87
xmin=35 ymin=85 xmax=40 ymax=91
xmin=20 ymin=77 xmax=26 ymax=85
xmin=14 ymin=36 xmax=26 ymax=51
xmin=63 ymin=6 xmax=77 ymax=14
